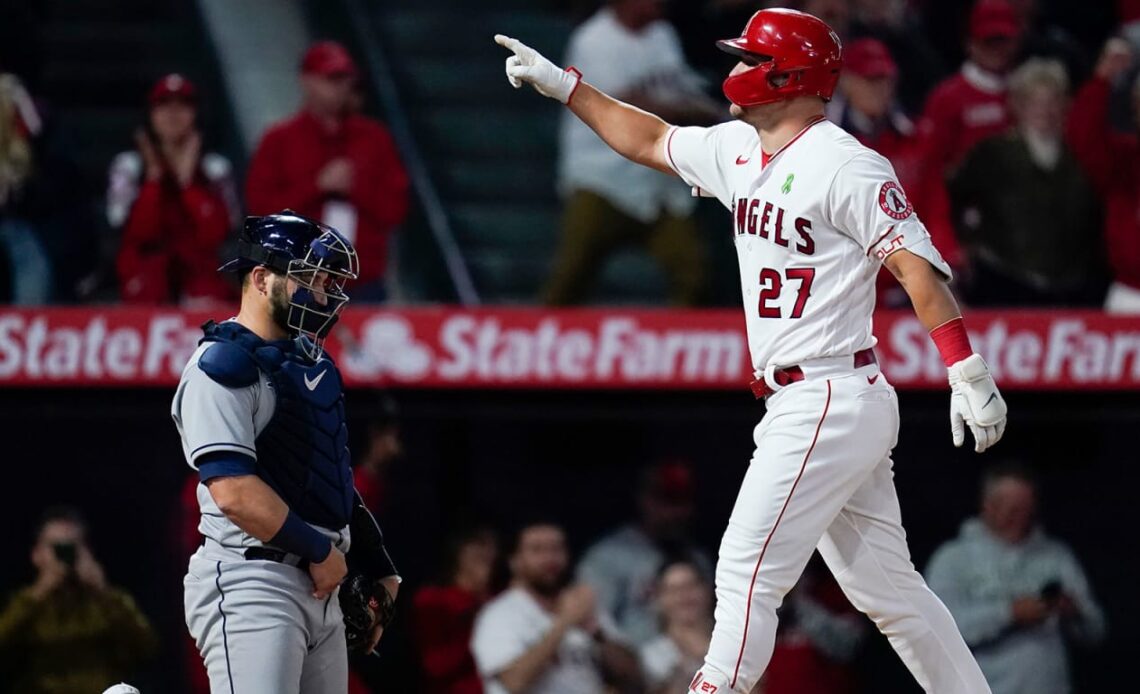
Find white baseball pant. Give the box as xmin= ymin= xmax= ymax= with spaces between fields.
xmin=689 ymin=359 xmax=991 ymax=694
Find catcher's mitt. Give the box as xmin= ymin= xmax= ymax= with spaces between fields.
xmin=339 ymin=572 xmax=396 ymax=655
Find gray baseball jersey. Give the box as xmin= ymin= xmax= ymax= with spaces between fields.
xmin=174 ymin=326 xmax=351 ymax=694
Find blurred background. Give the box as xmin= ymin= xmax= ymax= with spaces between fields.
xmin=0 ymin=0 xmax=1137 ymax=692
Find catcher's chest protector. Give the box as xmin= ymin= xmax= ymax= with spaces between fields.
xmin=201 ymin=321 xmax=354 ymax=529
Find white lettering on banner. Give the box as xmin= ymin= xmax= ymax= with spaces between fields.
xmin=595 ymin=318 xmax=742 ymax=382
xmin=105 ymin=328 xmax=143 ymax=378
xmin=883 ymin=316 xmax=1140 ymax=386
xmin=82 ymin=318 xmax=107 ymax=377
xmin=1044 ymin=320 xmax=1081 ymax=380
xmin=431 ymin=315 xmax=744 ymax=383
xmin=1005 ymin=333 xmax=1041 ymax=382
xmin=143 ymin=316 xmax=196 ymax=377
xmin=0 ymin=313 xmax=200 ymax=382
xmin=1109 ymin=332 xmax=1140 ymax=379
xmin=437 ymin=315 xmax=475 ymax=379
xmin=384 ymin=315 xmax=747 ymax=383
xmin=43 ymin=327 xmax=81 ymax=377
xmin=0 ymin=309 xmax=1137 ymax=388
xmin=883 ymin=319 xmax=941 ymax=381
xmin=557 ymin=330 xmax=592 ymax=380
xmin=25 ymin=316 xmax=47 ymax=377
xmin=0 ymin=315 xmax=23 ymax=377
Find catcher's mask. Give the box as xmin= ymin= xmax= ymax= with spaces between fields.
xmin=219 ymin=211 xmax=359 ymax=360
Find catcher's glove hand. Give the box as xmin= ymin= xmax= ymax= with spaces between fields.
xmin=339 ymin=572 xmax=396 ymax=655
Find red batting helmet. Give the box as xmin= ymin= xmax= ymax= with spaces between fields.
xmin=716 ymin=9 xmax=843 ymax=107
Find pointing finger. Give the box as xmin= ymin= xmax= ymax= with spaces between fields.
xmin=494 ymin=34 xmax=519 ymax=51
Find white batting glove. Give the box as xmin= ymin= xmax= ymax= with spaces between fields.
xmin=494 ymin=34 xmax=581 ymax=104
xmin=948 ymin=354 xmax=1008 ymax=453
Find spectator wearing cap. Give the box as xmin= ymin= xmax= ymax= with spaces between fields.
xmin=950 ymin=58 xmax=1107 ymax=307
xmin=107 ymin=74 xmax=239 ymax=305
xmin=915 ymin=0 xmax=1024 ymax=273
xmin=848 ymin=0 xmax=947 ymax=114
xmin=576 ymin=459 xmax=711 ymax=646
xmin=245 ymin=41 xmax=409 ymax=302
xmin=827 ymin=38 xmax=918 ymax=307
xmin=1067 ymin=37 xmax=1140 ymax=313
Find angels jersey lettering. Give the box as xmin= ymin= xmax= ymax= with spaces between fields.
xmin=664 ymin=117 xmax=950 ymax=374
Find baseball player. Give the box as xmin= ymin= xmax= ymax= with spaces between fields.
xmin=174 ymin=212 xmax=400 ymax=693
xmin=497 ymin=9 xmax=1007 ymax=694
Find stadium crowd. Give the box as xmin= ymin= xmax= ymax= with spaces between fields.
xmin=0 ymin=0 xmax=1138 ymax=310
xmin=1 ymin=456 xmax=1104 ymax=694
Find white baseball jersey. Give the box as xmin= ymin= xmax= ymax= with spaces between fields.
xmin=664 ymin=117 xmax=950 ymax=373
xmin=471 ymin=587 xmax=609 ymax=694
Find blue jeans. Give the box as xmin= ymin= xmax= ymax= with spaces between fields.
xmin=0 ymin=218 xmax=53 ymax=304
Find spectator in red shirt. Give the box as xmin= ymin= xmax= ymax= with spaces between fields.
xmin=352 ymin=395 xmax=402 ymax=515
xmin=915 ymin=0 xmax=1024 ymax=271
xmin=827 ymin=38 xmax=919 ymax=307
xmin=1068 ymin=37 xmax=1140 ymax=313
xmin=412 ymin=526 xmax=498 ymax=694
xmin=108 ymin=74 xmax=239 ymax=305
xmin=246 ymin=41 xmax=409 ymax=302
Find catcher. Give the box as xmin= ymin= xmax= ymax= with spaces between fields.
xmin=176 ymin=211 xmax=399 ymax=693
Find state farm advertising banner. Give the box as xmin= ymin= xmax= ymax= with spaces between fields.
xmin=0 ymin=307 xmax=1138 ymax=390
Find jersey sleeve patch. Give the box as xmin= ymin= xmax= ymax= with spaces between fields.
xmin=877 ymin=181 xmax=913 ymax=220
xmin=198 ymin=342 xmax=260 ymax=388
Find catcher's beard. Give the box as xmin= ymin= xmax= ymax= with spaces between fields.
xmin=268 ymin=275 xmax=293 ymax=337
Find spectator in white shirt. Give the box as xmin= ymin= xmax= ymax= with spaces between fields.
xmin=547 ymin=0 xmax=722 ymax=306
xmin=470 ymin=520 xmax=641 ymax=694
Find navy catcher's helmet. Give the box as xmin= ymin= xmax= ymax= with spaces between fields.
xmin=219 ymin=210 xmax=359 ymax=358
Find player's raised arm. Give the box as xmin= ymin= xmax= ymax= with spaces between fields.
xmin=494 ymin=34 xmax=674 ymax=174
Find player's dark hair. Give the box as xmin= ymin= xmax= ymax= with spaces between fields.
xmin=239 ymin=265 xmax=283 ymax=291
xmin=33 ymin=505 xmax=87 ymax=541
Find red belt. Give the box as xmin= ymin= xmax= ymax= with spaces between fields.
xmin=749 ymin=348 xmax=877 ymax=399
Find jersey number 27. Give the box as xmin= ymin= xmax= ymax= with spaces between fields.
xmin=758 ymin=267 xmax=815 ymax=319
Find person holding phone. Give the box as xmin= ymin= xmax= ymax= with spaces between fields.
xmin=0 ymin=506 xmax=157 ymax=694
xmin=925 ymin=465 xmax=1106 ymax=694
xmin=106 ymin=73 xmax=239 ymax=306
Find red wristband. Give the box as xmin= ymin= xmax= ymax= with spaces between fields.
xmin=565 ymin=66 xmax=583 ymax=105
xmin=930 ymin=317 xmax=973 ymax=367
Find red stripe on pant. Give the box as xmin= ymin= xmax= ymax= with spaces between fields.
xmin=730 ymin=380 xmax=833 ymax=689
